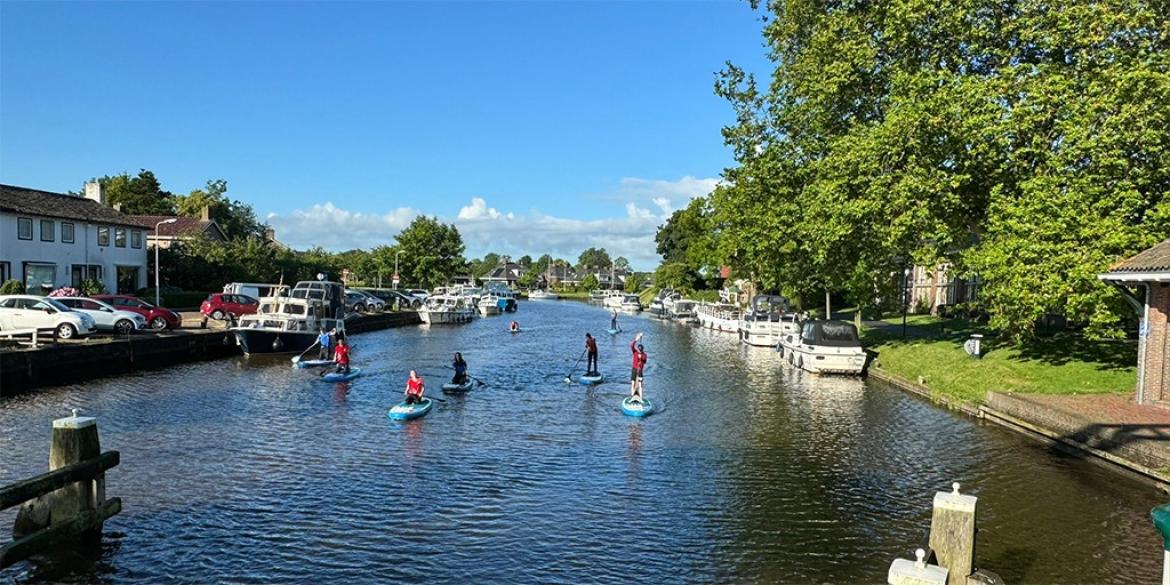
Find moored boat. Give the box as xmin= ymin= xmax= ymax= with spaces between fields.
xmin=528 ymin=289 xmax=559 ymax=300
xmin=232 ymin=279 xmax=347 ymax=355
xmin=778 ymin=319 xmax=866 ymax=375
xmin=419 ymin=295 xmax=475 ymax=325
xmin=478 ymin=294 xmax=502 ymax=316
xmin=739 ymin=294 xmax=797 ymax=347
xmin=696 ymin=302 xmax=740 ymax=333
xmin=620 ymin=294 xmax=642 ymax=313
xmin=669 ymin=300 xmax=699 ymax=324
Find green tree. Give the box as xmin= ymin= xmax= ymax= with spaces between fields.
xmin=0 ymin=279 xmax=23 ymax=295
xmin=95 ymin=170 xmax=176 ymax=214
xmin=577 ymin=247 xmax=611 ymax=270
xmin=517 ymin=254 xmax=533 ymax=267
xmin=176 ymin=179 xmax=266 ymax=240
xmin=613 ymin=257 xmax=630 ymax=272
xmin=653 ymin=261 xmax=697 ymax=291
xmin=624 ymin=273 xmax=643 ymax=293
xmin=581 ymin=274 xmax=600 ymax=291
xmin=394 ymin=216 xmax=466 ymax=289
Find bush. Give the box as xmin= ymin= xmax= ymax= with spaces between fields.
xmin=80 ymin=278 xmax=107 ymax=295
xmin=0 ymin=279 xmax=23 ymax=295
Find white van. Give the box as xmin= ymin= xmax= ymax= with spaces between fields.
xmin=223 ymin=282 xmax=290 ymax=299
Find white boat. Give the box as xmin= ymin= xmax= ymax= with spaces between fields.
xmin=419 ymin=295 xmax=475 ymax=325
xmin=603 ymin=291 xmax=625 ymax=309
xmin=649 ymin=289 xmax=681 ymax=318
xmin=696 ymin=302 xmax=741 ymax=333
xmin=528 ymin=289 xmax=559 ymax=300
xmin=669 ymin=299 xmax=698 ymax=324
xmin=739 ymin=295 xmax=798 ymax=347
xmin=232 ymin=280 xmax=346 ymax=355
xmin=619 ymin=294 xmax=642 ymax=313
xmin=478 ymin=294 xmax=502 ymax=316
xmin=778 ymin=320 xmax=866 ymax=375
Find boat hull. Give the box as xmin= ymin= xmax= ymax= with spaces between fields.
xmin=234 ymin=329 xmax=317 ymax=355
xmin=419 ymin=310 xmax=475 ymax=324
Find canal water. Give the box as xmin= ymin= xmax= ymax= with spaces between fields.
xmin=0 ymin=300 xmax=1161 ymax=584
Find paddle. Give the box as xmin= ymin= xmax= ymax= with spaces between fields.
xmin=564 ymin=349 xmax=587 ymax=384
xmin=292 ymin=340 xmax=320 ymax=363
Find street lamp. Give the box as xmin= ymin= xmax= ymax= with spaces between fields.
xmin=394 ymin=250 xmax=404 ymax=290
xmin=154 ymin=218 xmax=178 ymax=307
xmin=902 ymin=267 xmax=912 ymax=339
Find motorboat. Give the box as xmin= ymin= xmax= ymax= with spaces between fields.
xmin=649 ymin=289 xmax=681 ymax=318
xmin=669 ymin=299 xmax=698 ymax=324
xmin=603 ymin=291 xmax=625 ymax=309
xmin=696 ymin=302 xmax=741 ymax=333
xmin=529 ymin=289 xmax=559 ymax=300
xmin=588 ymin=290 xmax=607 ymax=303
xmin=778 ymin=319 xmax=866 ymax=375
xmin=739 ymin=294 xmax=798 ymax=347
xmin=419 ymin=295 xmax=475 ymax=324
xmin=232 ymin=279 xmax=346 ymax=355
xmin=620 ymin=294 xmax=642 ymax=313
xmin=477 ymin=294 xmax=502 ymax=316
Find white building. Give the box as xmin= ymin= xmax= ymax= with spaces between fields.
xmin=0 ymin=183 xmax=148 ymax=294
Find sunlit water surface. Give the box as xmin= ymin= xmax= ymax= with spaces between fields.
xmin=0 ymin=300 xmax=1161 ymax=584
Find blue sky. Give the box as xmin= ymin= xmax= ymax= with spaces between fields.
xmin=1 ymin=1 xmax=769 ymax=268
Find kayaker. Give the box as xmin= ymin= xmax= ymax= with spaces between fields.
xmin=452 ymin=352 xmax=468 ymax=385
xmin=585 ymin=333 xmax=599 ymax=376
xmin=405 ymin=370 xmax=425 ymax=404
xmin=610 ymin=309 xmax=619 ymax=331
xmin=629 ymin=332 xmax=647 ymax=401
xmin=332 ymin=336 xmax=351 ymax=375
xmin=316 ymin=327 xmax=332 ymax=361
xmin=510 ymin=320 xmax=520 ymax=332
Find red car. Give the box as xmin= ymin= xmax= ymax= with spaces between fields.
xmin=93 ymin=295 xmax=183 ymax=330
xmin=200 ymin=293 xmax=260 ymax=321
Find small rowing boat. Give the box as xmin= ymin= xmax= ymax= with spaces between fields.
xmin=387 ymin=398 xmax=433 ymax=421
xmin=321 ymin=367 xmax=362 ymax=382
xmin=441 ymin=380 xmax=474 ymax=392
xmin=621 ymin=396 xmax=653 ymax=417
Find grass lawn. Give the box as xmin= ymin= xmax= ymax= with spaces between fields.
xmin=863 ymin=316 xmax=1137 ymax=404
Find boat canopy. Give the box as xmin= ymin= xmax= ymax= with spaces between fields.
xmin=800 ymin=320 xmax=861 ymax=347
xmin=750 ymin=294 xmax=789 ymax=314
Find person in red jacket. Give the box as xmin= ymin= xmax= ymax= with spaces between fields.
xmin=404 ymin=370 xmax=425 ymax=404
xmin=331 ymin=337 xmax=351 ymax=375
xmin=629 ymin=332 xmax=647 ymax=401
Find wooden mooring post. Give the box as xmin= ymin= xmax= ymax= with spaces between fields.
xmin=0 ymin=411 xmax=121 ymax=570
xmin=888 ymin=482 xmax=1004 ymax=585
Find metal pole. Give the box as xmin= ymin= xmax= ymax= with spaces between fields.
xmin=902 ymin=268 xmax=910 ymax=339
xmin=154 ymin=218 xmax=175 ymax=305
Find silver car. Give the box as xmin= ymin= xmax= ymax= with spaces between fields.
xmin=55 ymin=297 xmax=149 ymax=335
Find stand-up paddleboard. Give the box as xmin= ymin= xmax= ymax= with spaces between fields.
xmin=621 ymin=396 xmax=653 ymax=417
xmin=321 ymin=367 xmax=362 ymax=382
xmin=579 ymin=373 xmax=604 ymax=385
xmin=388 ymin=398 xmax=433 ymax=421
xmin=294 ymin=359 xmax=335 ymax=369
xmin=441 ymin=380 xmax=474 ymax=392
xmin=509 ymin=328 xmax=521 ymax=334
xmin=606 ymin=328 xmax=621 ymax=335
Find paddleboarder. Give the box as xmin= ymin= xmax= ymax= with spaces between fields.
xmin=629 ymin=332 xmax=647 ymax=401
xmin=404 ymin=370 xmax=425 ymax=404
xmin=510 ymin=320 xmax=520 ymax=332
xmin=452 ymin=352 xmax=468 ymax=385
xmin=584 ymin=333 xmax=599 ymax=376
xmin=610 ymin=309 xmax=619 ymax=332
xmin=316 ymin=327 xmax=332 ymax=361
xmin=332 ymin=336 xmax=351 ymax=375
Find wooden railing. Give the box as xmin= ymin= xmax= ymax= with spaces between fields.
xmin=0 ymin=448 xmax=121 ymax=569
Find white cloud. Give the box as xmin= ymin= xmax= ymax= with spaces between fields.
xmin=264 ymin=176 xmax=718 ymax=270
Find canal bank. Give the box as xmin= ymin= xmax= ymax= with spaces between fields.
xmin=868 ymin=366 xmax=1170 ymax=490
xmin=0 ymin=311 xmax=420 ymax=396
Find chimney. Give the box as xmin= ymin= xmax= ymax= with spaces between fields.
xmin=201 ymin=206 xmax=211 ymax=222
xmin=113 ymin=203 xmax=123 ymax=212
xmin=264 ymin=227 xmax=276 ymax=242
xmin=84 ymin=182 xmax=105 ymax=206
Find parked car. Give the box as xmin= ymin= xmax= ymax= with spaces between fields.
xmin=0 ymin=295 xmax=97 ymax=339
xmin=54 ymin=297 xmax=148 ymax=335
xmin=93 ymin=295 xmax=183 ymax=330
xmin=201 ymin=293 xmax=260 ymax=320
xmin=348 ymin=290 xmax=386 ymax=312
xmin=405 ymin=289 xmax=430 ymax=301
xmin=344 ymin=291 xmax=370 ymax=313
xmin=364 ymin=288 xmax=422 ymax=309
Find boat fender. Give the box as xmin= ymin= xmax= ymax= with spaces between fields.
xmin=273 ymin=337 xmax=284 ymax=351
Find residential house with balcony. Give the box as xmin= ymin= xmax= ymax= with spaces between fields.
xmin=0 ymin=183 xmax=148 ymax=294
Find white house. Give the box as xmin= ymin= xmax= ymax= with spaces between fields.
xmin=0 ymin=183 xmax=148 ymax=294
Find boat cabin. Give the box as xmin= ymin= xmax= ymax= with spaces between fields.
xmin=800 ymin=320 xmax=861 ymax=347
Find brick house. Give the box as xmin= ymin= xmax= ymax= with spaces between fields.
xmin=1100 ymin=238 xmax=1170 ymax=406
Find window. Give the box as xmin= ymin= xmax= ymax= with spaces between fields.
xmin=23 ymin=263 xmax=56 ymax=294
xmin=0 ymin=262 xmax=9 ymax=283
xmin=115 ymin=228 xmax=126 ymax=248
xmin=71 ymin=265 xmax=102 ymax=288
xmin=62 ymin=222 xmax=75 ymax=244
xmin=131 ymin=230 xmax=142 ymax=248
xmin=17 ymin=217 xmax=32 ymax=240
xmin=0 ymin=298 xmax=16 ymax=308
xmin=40 ymin=220 xmax=54 ymax=242
xmin=98 ymin=227 xmax=110 ymax=247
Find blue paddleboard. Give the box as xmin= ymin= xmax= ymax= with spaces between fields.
xmin=606 ymin=328 xmax=621 ymax=335
xmin=621 ymin=396 xmax=653 ymax=417
xmin=321 ymin=367 xmax=362 ymax=382
xmin=388 ymin=398 xmax=433 ymax=421
xmin=441 ymin=380 xmax=474 ymax=392
xmin=294 ymin=358 xmax=335 ymax=369
xmin=579 ymin=373 xmax=604 ymax=385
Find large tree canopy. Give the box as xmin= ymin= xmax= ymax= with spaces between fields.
xmin=577 ymin=247 xmax=612 ymax=270
xmin=704 ymin=0 xmax=1170 ymax=340
xmin=95 ymin=170 xmax=176 ymax=215
xmin=176 ymin=179 xmax=266 ymax=240
xmin=394 ymin=216 xmax=466 ymax=289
